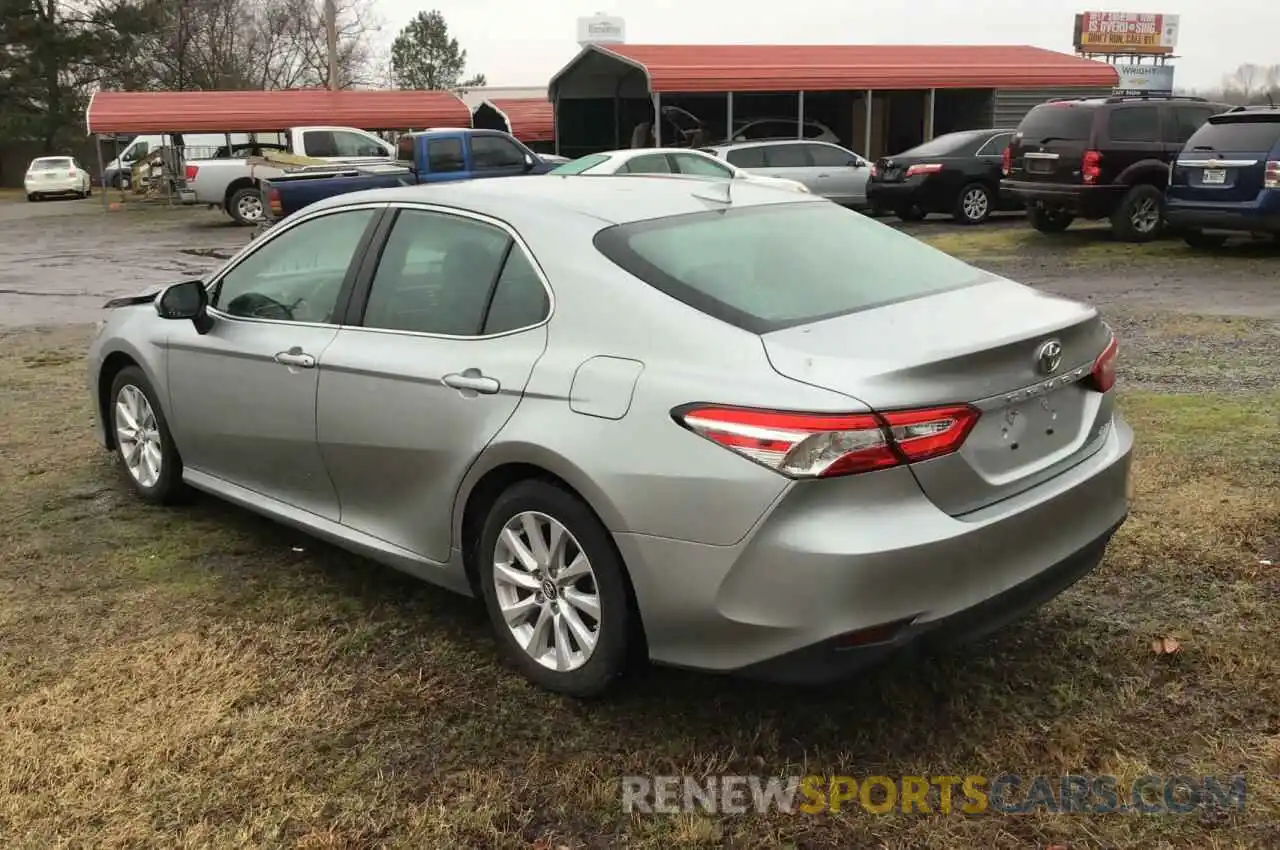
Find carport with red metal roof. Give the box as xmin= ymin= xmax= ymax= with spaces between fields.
xmin=83 ymin=89 xmax=472 ymax=205
xmin=547 ymin=44 xmax=1119 ymax=160
xmin=471 ymin=97 xmax=556 ymax=154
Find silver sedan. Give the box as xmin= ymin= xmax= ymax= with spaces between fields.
xmin=87 ymin=176 xmax=1132 ymax=697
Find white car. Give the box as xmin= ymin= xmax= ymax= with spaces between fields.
xmin=548 ymin=148 xmax=812 ymax=195
xmin=25 ymin=156 xmax=92 ymax=201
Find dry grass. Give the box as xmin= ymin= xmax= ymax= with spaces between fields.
xmin=1 ymin=325 xmax=1278 ymax=849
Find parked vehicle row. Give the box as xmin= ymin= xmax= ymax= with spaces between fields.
xmin=88 ymin=175 xmax=1131 ymax=698
xmin=259 ymin=129 xmax=557 ymax=224
xmin=1000 ymin=94 xmax=1278 ymax=244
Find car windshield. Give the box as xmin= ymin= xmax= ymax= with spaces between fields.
xmin=1017 ymin=104 xmax=1096 ymax=142
xmin=896 ymin=132 xmax=983 ymax=157
xmin=551 ymin=154 xmax=612 ymax=175
xmin=1187 ymin=116 xmax=1280 ymax=151
xmin=30 ymin=158 xmax=72 ymax=171
xmin=593 ymin=201 xmax=987 ymax=334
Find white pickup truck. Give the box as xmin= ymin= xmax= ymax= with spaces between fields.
xmin=179 ymin=125 xmax=396 ymax=225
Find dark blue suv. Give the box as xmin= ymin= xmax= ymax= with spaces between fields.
xmin=1166 ymin=105 xmax=1280 ymax=247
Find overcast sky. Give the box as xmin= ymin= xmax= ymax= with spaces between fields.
xmin=375 ymin=0 xmax=1275 ymax=92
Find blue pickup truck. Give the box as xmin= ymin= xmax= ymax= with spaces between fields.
xmin=261 ymin=128 xmax=559 ymax=223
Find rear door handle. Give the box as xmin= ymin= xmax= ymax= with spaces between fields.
xmin=274 ymin=349 xmax=316 ymax=368
xmin=443 ymin=371 xmax=500 ymax=394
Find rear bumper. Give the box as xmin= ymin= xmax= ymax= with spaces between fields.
xmin=615 ymin=413 xmax=1133 ymax=682
xmin=1166 ymin=200 xmax=1280 ymax=235
xmin=867 ymin=181 xmax=923 ymax=209
xmin=1001 ymin=180 xmax=1122 ymax=219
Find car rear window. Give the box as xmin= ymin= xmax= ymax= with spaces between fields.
xmin=897 ymin=132 xmax=983 ymax=157
xmin=593 ymin=201 xmax=987 ymax=334
xmin=31 ymin=158 xmax=72 ymax=171
xmin=1017 ymin=104 xmax=1096 ymax=142
xmin=1185 ymin=117 xmax=1280 ymax=152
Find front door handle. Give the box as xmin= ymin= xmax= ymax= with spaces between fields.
xmin=273 ymin=348 xmax=315 ymax=368
xmin=443 ymin=370 xmax=500 ymax=395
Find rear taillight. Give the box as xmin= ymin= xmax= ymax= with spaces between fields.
xmin=1001 ymin=145 xmax=1012 ymax=176
xmin=1266 ymin=160 xmax=1279 ymax=190
xmin=185 ymin=164 xmax=199 ymax=181
xmin=67 ymin=170 xmax=76 ymax=177
xmin=869 ymin=164 xmax=879 ymax=177
xmin=1082 ymin=150 xmax=1102 ymax=185
xmin=905 ymin=163 xmax=943 ymax=177
xmin=1086 ymin=333 xmax=1119 ymax=393
xmin=674 ymin=404 xmax=981 ymax=479
xmin=267 ymin=187 xmax=282 ymax=216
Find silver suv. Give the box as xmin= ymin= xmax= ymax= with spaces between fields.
xmin=701 ymin=139 xmax=871 ymax=208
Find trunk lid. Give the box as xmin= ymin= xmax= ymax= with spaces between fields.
xmin=1008 ymin=102 xmax=1099 ymax=185
xmin=1170 ymin=115 xmax=1280 ymax=204
xmin=760 ymin=277 xmax=1115 ymax=516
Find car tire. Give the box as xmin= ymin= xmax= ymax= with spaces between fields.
xmin=108 ymin=366 xmax=187 ymax=505
xmin=477 ymin=479 xmax=635 ymax=698
xmin=1027 ymin=205 xmax=1074 ymax=233
xmin=26 ymin=193 xmax=37 ymax=202
xmin=895 ymin=204 xmax=927 ymax=222
xmin=1183 ymin=230 xmax=1228 ymax=250
xmin=1111 ymin=184 xmax=1165 ymax=243
xmin=226 ymin=186 xmax=264 ymax=226
xmin=953 ymin=183 xmax=992 ymax=225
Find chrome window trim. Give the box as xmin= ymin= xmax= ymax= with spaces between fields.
xmin=975 ymin=133 xmax=1014 ymax=157
xmin=339 ymin=200 xmax=556 ymax=342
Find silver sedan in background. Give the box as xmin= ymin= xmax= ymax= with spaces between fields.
xmin=87 ymin=176 xmax=1131 ymax=697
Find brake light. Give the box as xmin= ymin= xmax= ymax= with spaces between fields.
xmin=1266 ymin=160 xmax=1279 ymax=190
xmin=267 ymin=187 xmax=282 ymax=216
xmin=67 ymin=170 xmax=76 ymax=177
xmin=1086 ymin=333 xmax=1119 ymax=393
xmin=869 ymin=164 xmax=878 ymax=177
xmin=905 ymin=163 xmax=943 ymax=177
xmin=1001 ymin=145 xmax=1011 ymax=176
xmin=185 ymin=164 xmax=199 ymax=181
xmin=674 ymin=404 xmax=981 ymax=479
xmin=1082 ymin=150 xmax=1102 ymax=185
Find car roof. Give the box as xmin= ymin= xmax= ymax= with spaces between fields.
xmin=309 ymin=173 xmax=812 ymax=227
xmin=704 ymin=138 xmax=842 ymax=152
xmin=1214 ymin=105 xmax=1280 ymax=119
xmin=32 ymin=155 xmax=72 ymax=161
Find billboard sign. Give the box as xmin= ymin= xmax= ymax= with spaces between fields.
xmin=1074 ymin=12 xmax=1180 ymax=55
xmin=1113 ymin=63 xmax=1175 ymax=95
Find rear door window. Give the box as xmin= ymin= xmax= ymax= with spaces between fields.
xmin=976 ymin=132 xmax=1015 ymax=156
xmin=1169 ymin=107 xmax=1217 ymax=143
xmin=621 ymin=153 xmax=674 ymax=174
xmin=725 ymin=147 xmax=767 ymax=168
xmin=806 ymin=144 xmax=858 ymax=168
xmin=1107 ymin=107 xmax=1160 ymax=142
xmin=1185 ymin=117 xmax=1280 ymax=152
xmin=1017 ymin=104 xmax=1096 ymax=143
xmin=763 ymin=144 xmax=812 ymax=168
xmin=427 ymin=138 xmax=465 ymax=173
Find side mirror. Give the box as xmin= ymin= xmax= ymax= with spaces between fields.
xmin=155 ymin=279 xmax=213 ymax=334
xmin=850 ymin=159 xmax=865 ymax=168
xmin=523 ymin=152 xmax=536 ymax=171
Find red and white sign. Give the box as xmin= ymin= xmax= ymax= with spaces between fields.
xmin=1076 ymin=12 xmax=1180 ymax=55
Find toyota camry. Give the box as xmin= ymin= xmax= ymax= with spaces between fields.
xmin=87 ymin=175 xmax=1132 ymax=697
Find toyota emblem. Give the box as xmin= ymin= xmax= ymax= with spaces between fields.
xmin=1034 ymin=339 xmax=1063 ymax=375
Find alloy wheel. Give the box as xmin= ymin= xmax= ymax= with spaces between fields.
xmin=1130 ymin=196 xmax=1161 ymax=233
xmin=492 ymin=511 xmax=601 ymax=672
xmin=115 ymin=384 xmax=163 ymax=488
xmin=962 ymin=187 xmax=989 ymax=221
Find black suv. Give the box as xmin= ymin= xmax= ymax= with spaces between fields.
xmin=1001 ymin=95 xmax=1233 ymax=241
